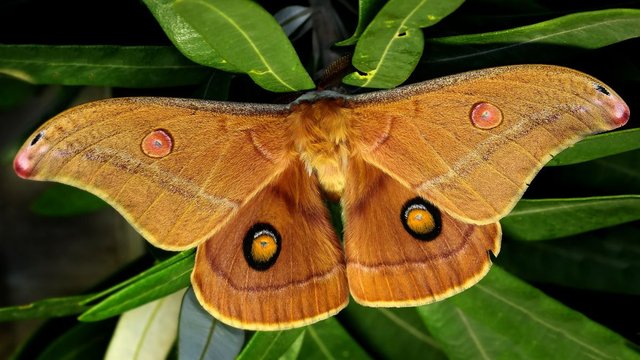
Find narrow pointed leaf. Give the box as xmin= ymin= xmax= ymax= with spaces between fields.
xmin=343 ymin=0 xmax=463 ymax=88
xmin=498 ymin=225 xmax=640 ymax=295
xmin=503 ymin=195 xmax=640 ymax=241
xmin=341 ymin=302 xmax=445 ymax=359
xmin=105 ymin=290 xmax=186 ymax=360
xmin=0 ymin=45 xmax=209 ymax=87
xmin=298 ymin=317 xmax=372 ymax=359
xmin=548 ymin=129 xmax=640 ymax=166
xmin=418 ymin=266 xmax=639 ymax=359
xmin=335 ymin=0 xmax=385 ymax=46
xmin=0 ymin=251 xmax=193 ymax=322
xmin=79 ymin=251 xmax=194 ymax=321
xmin=173 ymin=0 xmax=314 ymax=92
xmin=179 ymin=288 xmax=244 ymax=360
xmin=0 ymin=294 xmax=92 ymax=321
xmin=142 ymin=0 xmax=240 ymax=72
xmin=423 ymin=9 xmax=640 ymax=74
xmin=236 ymin=328 xmax=306 ymax=360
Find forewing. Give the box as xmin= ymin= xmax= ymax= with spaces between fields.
xmin=346 ymin=65 xmax=630 ymax=224
xmin=14 ymin=97 xmax=292 ymax=250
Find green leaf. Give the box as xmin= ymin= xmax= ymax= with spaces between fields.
xmin=422 ymin=8 xmax=640 ymax=74
xmin=335 ymin=0 xmax=386 ymax=46
xmin=0 ymin=295 xmax=91 ymax=321
xmin=36 ymin=321 xmax=116 ymax=360
xmin=236 ymin=328 xmax=306 ymax=360
xmin=548 ymin=129 xmax=640 ymax=166
xmin=178 ymin=288 xmax=244 ymax=360
xmin=341 ymin=303 xmax=445 ymax=360
xmin=279 ymin=331 xmax=306 ymax=360
xmin=298 ymin=317 xmax=372 ymax=360
xmin=343 ymin=0 xmax=463 ymax=88
xmin=79 ymin=251 xmax=194 ymax=321
xmin=31 ymin=184 xmax=107 ymax=217
xmin=0 ymin=45 xmax=210 ymax=87
xmin=0 ymin=251 xmax=193 ymax=322
xmin=498 ymin=225 xmax=640 ymax=295
xmin=142 ymin=0 xmax=239 ymax=72
xmin=543 ymin=149 xmax=640 ymax=196
xmin=173 ymin=0 xmax=314 ymax=92
xmin=105 ymin=290 xmax=185 ymax=360
xmin=502 ymin=195 xmax=640 ymax=241
xmin=418 ymin=266 xmax=639 ymax=359
xmin=0 ymin=75 xmax=34 ymax=110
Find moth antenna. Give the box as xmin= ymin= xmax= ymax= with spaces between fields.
xmin=316 ymin=54 xmax=354 ymax=91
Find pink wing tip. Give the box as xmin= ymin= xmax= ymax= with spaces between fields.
xmin=13 ymin=150 xmax=33 ymax=179
xmin=612 ymin=101 xmax=630 ymax=126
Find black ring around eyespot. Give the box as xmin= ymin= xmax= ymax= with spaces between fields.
xmin=242 ymin=222 xmax=282 ymax=271
xmin=400 ymin=197 xmax=442 ymax=241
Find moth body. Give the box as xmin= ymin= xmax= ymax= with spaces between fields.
xmin=288 ymin=97 xmax=351 ymax=197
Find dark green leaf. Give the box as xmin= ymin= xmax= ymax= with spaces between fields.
xmin=542 ymin=149 xmax=640 ymax=196
xmin=0 ymin=75 xmax=34 ymax=110
xmin=36 ymin=321 xmax=116 ymax=360
xmin=178 ymin=288 xmax=244 ymax=360
xmin=335 ymin=0 xmax=386 ymax=46
xmin=503 ymin=195 xmax=640 ymax=241
xmin=195 ymin=70 xmax=234 ymax=101
xmin=79 ymin=251 xmax=194 ymax=321
xmin=0 ymin=255 xmax=166 ymax=322
xmin=343 ymin=0 xmax=463 ymax=88
xmin=418 ymin=266 xmax=639 ymax=359
xmin=237 ymin=328 xmax=306 ymax=360
xmin=0 ymin=45 xmax=210 ymax=88
xmin=31 ymin=184 xmax=107 ymax=217
xmin=498 ymin=224 xmax=640 ymax=295
xmin=548 ymin=129 xmax=640 ymax=166
xmin=173 ymin=0 xmax=314 ymax=92
xmin=142 ymin=0 xmax=239 ymax=72
xmin=298 ymin=317 xmax=372 ymax=360
xmin=422 ymin=9 xmax=640 ymax=74
xmin=0 ymin=295 xmax=91 ymax=321
xmin=341 ymin=303 xmax=445 ymax=360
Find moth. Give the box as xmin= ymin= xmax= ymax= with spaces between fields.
xmin=14 ymin=65 xmax=630 ymax=330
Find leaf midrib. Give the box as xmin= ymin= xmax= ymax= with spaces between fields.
xmin=476 ymin=283 xmax=614 ymax=359
xmin=183 ymin=0 xmax=296 ymax=91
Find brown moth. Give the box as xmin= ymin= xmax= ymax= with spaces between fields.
xmin=14 ymin=65 xmax=630 ymax=330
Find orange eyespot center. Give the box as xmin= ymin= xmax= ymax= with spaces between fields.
xmin=471 ymin=102 xmax=503 ymax=129
xmin=243 ymin=223 xmax=282 ymax=271
xmin=401 ymin=198 xmax=442 ymax=241
xmin=141 ymin=129 xmax=173 ymax=158
xmin=405 ymin=207 xmax=435 ymax=234
xmin=251 ymin=233 xmax=278 ymax=263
